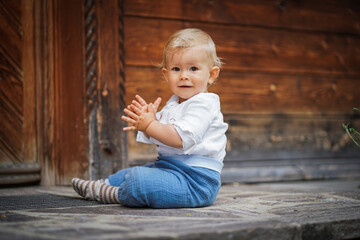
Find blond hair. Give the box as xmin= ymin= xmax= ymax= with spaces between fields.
xmin=160 ymin=28 xmax=222 ymax=69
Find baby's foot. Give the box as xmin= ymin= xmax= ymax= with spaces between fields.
xmin=94 ymin=180 xmax=121 ymax=204
xmin=72 ymin=178 xmax=97 ymax=200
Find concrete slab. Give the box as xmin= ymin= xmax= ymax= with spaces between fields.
xmin=0 ymin=180 xmax=359 ymax=240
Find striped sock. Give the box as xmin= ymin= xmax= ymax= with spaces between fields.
xmin=94 ymin=180 xmax=120 ymax=204
xmin=72 ymin=178 xmax=97 ymax=201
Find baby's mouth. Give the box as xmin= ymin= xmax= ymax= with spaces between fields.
xmin=179 ymin=85 xmax=192 ymax=88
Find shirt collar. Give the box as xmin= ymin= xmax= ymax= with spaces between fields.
xmin=167 ymin=94 xmax=180 ymax=105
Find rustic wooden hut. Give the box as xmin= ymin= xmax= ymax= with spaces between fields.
xmin=1 ymin=0 xmax=359 ymax=186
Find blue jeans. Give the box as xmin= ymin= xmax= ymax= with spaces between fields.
xmin=108 ymin=155 xmax=221 ymax=208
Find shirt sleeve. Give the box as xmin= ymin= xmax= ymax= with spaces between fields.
xmin=173 ymin=94 xmax=218 ymax=152
xmin=136 ymin=131 xmax=152 ymax=144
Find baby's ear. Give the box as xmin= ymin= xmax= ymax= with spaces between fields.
xmin=162 ymin=68 xmax=168 ymax=82
xmin=208 ymin=66 xmax=220 ymax=86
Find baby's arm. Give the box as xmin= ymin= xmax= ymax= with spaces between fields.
xmin=121 ymin=95 xmax=183 ymax=148
xmin=142 ymin=106 xmax=183 ymax=148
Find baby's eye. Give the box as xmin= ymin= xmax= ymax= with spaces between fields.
xmin=189 ymin=66 xmax=198 ymax=71
xmin=171 ymin=67 xmax=180 ymax=71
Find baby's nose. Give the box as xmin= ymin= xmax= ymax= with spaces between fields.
xmin=180 ymin=71 xmax=189 ymax=80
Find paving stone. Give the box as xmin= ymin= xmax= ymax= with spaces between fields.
xmin=0 ymin=180 xmax=359 ymax=239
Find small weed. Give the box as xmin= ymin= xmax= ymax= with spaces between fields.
xmin=343 ymin=108 xmax=360 ymax=148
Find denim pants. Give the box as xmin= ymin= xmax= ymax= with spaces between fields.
xmin=108 ymin=155 xmax=221 ymax=208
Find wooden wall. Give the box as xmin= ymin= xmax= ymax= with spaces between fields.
xmin=123 ymin=0 xmax=360 ymax=182
xmin=1 ymin=0 xmax=358 ymax=185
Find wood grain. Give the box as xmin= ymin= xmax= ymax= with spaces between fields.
xmin=124 ymin=17 xmax=360 ymax=75
xmin=54 ymin=0 xmax=89 ymax=184
xmin=93 ymin=0 xmax=128 ymax=179
xmin=34 ymin=0 xmax=56 ymax=186
xmin=0 ymin=0 xmax=25 ymax=165
xmin=124 ymin=0 xmax=360 ymax=34
xmin=22 ymin=0 xmax=36 ymax=164
xmin=124 ymin=1 xmax=360 ymax=180
xmin=0 ymin=0 xmax=40 ymax=185
xmin=224 ymin=114 xmax=360 ymax=161
xmin=127 ymin=113 xmax=360 ymax=166
xmin=125 ymin=67 xmax=360 ymax=114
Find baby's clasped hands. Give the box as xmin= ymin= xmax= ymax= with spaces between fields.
xmin=121 ymin=95 xmax=162 ymax=132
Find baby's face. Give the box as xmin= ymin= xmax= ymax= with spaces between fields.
xmin=162 ymin=46 xmax=217 ymax=103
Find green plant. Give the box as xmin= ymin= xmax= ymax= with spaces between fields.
xmin=343 ymin=107 xmax=360 ymax=148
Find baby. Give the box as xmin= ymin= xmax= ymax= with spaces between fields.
xmin=72 ymin=28 xmax=228 ymax=208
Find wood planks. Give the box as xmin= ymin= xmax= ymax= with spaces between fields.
xmin=0 ymin=0 xmax=24 ymax=165
xmin=48 ymin=0 xmax=128 ymax=184
xmin=225 ymin=114 xmax=360 ymax=161
xmin=123 ymin=0 xmax=360 ymax=180
xmin=1 ymin=0 xmax=129 ymax=185
xmin=124 ymin=0 xmax=360 ymax=34
xmin=53 ymin=0 xmax=89 ymax=184
xmin=123 ymin=3 xmax=360 ymax=114
xmin=125 ymin=17 xmax=360 ymax=75
xmin=0 ymin=0 xmax=40 ymax=185
xmin=126 ymin=67 xmax=360 ymax=114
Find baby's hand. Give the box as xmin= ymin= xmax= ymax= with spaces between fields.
xmin=121 ymin=103 xmax=156 ymax=132
xmin=133 ymin=103 xmax=157 ymax=132
xmin=126 ymin=95 xmax=161 ymax=116
xmin=121 ymin=95 xmax=162 ymax=131
xmin=132 ymin=95 xmax=161 ymax=112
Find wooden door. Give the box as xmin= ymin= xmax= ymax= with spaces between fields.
xmin=51 ymin=0 xmax=127 ymax=185
xmin=0 ymin=0 xmax=128 ymax=186
xmin=0 ymin=0 xmax=40 ymax=185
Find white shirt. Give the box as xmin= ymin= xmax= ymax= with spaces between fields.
xmin=137 ymin=93 xmax=228 ymax=172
